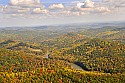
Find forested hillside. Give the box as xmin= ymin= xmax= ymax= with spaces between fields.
xmin=0 ymin=23 xmax=125 ymax=82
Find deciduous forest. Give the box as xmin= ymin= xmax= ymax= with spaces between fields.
xmin=0 ymin=23 xmax=125 ymax=83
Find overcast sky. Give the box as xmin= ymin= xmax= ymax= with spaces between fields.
xmin=0 ymin=0 xmax=125 ymax=27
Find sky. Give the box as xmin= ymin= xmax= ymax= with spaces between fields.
xmin=0 ymin=0 xmax=101 ymax=4
xmin=0 ymin=0 xmax=125 ymax=27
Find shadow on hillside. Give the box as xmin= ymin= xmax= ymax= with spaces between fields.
xmin=74 ymin=62 xmax=91 ymax=71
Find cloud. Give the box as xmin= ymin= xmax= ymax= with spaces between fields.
xmin=10 ymin=0 xmax=40 ymax=6
xmin=94 ymin=7 xmax=110 ymax=14
xmin=70 ymin=0 xmax=110 ymax=15
xmin=1 ymin=0 xmax=124 ymax=17
xmin=103 ymin=0 xmax=125 ymax=7
xmin=76 ymin=0 xmax=94 ymax=8
xmin=77 ymin=2 xmax=85 ymax=8
xmin=33 ymin=8 xmax=49 ymax=14
xmin=84 ymin=0 xmax=94 ymax=8
xmin=17 ymin=8 xmax=30 ymax=13
xmin=48 ymin=4 xmax=64 ymax=9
